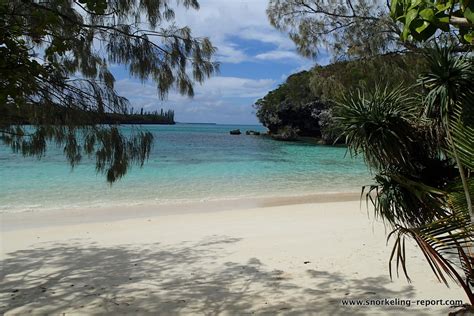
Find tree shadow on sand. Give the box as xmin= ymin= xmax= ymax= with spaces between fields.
xmin=1 ymin=235 xmax=433 ymax=315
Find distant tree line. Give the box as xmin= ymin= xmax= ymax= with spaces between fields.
xmin=254 ymin=53 xmax=426 ymax=143
xmin=109 ymin=108 xmax=176 ymax=125
xmin=3 ymin=103 xmax=176 ymax=125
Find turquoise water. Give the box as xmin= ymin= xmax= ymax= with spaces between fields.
xmin=0 ymin=124 xmax=371 ymax=212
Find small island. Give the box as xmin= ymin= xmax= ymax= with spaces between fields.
xmin=103 ymin=108 xmax=175 ymax=125
xmin=3 ymin=104 xmax=176 ymax=125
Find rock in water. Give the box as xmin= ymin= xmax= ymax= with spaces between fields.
xmin=245 ymin=130 xmax=261 ymax=136
xmin=230 ymin=129 xmax=241 ymax=135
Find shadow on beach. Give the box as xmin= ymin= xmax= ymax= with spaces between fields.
xmin=1 ymin=235 xmax=424 ymax=315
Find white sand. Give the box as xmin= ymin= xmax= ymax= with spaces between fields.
xmin=0 ymin=199 xmax=467 ymax=315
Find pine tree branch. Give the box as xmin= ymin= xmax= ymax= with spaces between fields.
xmin=296 ymin=0 xmax=381 ymax=22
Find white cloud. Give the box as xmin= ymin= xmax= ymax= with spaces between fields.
xmin=172 ymin=0 xmax=301 ymax=63
xmin=200 ymin=77 xmax=275 ymax=98
xmin=115 ymin=76 xmax=275 ymax=123
xmin=239 ymin=27 xmax=296 ymax=50
xmin=255 ymin=50 xmax=301 ymax=61
xmin=110 ymin=1 xmax=323 ymax=123
xmin=116 ymin=76 xmax=275 ymax=102
xmin=215 ymin=43 xmax=249 ymax=64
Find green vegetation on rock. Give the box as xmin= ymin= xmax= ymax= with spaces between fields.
xmin=254 ymin=54 xmax=425 ymax=143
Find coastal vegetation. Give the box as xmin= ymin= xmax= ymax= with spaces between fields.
xmin=267 ymin=0 xmax=473 ymax=309
xmin=254 ymin=70 xmax=327 ymax=141
xmin=336 ymin=45 xmax=474 ymax=306
xmin=3 ymin=103 xmax=176 ymax=125
xmin=97 ymin=108 xmax=175 ymax=125
xmin=0 ymin=0 xmax=217 ymax=182
xmin=254 ymin=54 xmax=425 ymax=143
xmin=267 ymin=0 xmax=411 ymax=60
xmin=390 ymin=0 xmax=474 ymax=43
xmin=267 ymin=0 xmax=471 ymax=59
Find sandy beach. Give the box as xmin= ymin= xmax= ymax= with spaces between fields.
xmin=0 ymin=197 xmax=467 ymax=315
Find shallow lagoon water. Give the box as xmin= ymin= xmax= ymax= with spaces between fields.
xmin=0 ymin=124 xmax=372 ymax=212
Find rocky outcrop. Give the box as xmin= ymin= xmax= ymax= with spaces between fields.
xmin=270 ymin=126 xmax=299 ymax=141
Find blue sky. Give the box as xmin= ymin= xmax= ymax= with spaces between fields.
xmin=113 ymin=0 xmax=330 ymax=124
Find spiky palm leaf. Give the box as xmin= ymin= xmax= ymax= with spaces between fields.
xmin=450 ymin=101 xmax=474 ymax=172
xmin=336 ymin=45 xmax=473 ymax=305
xmin=419 ymin=45 xmax=474 ymax=218
xmin=362 ymin=174 xmax=448 ymax=227
xmin=388 ymin=179 xmax=474 ymax=304
xmin=334 ymin=85 xmax=421 ymax=171
xmin=387 ymin=49 xmax=474 ymax=303
xmin=420 ymin=46 xmax=474 ymax=121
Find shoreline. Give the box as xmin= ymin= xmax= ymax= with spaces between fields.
xmin=1 ymin=191 xmax=362 ymax=232
xmin=1 ymin=199 xmax=465 ymax=315
xmin=0 ymin=189 xmax=364 ymax=214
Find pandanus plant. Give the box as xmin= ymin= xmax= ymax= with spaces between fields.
xmin=334 ymin=46 xmax=474 ymax=307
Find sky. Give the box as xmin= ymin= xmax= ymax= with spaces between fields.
xmin=113 ymin=0 xmax=330 ymax=124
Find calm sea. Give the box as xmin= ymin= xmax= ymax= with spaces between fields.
xmin=0 ymin=124 xmax=371 ymax=212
